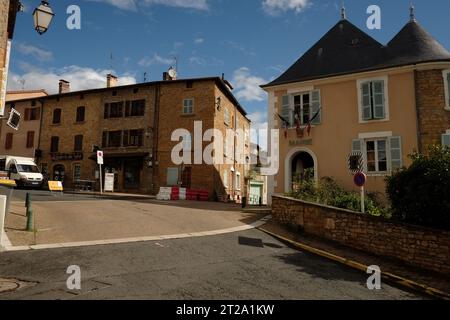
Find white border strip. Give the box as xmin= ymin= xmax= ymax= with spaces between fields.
xmin=2 ymin=216 xmax=272 ymax=252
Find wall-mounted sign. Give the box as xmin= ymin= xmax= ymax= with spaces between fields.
xmin=51 ymin=152 xmax=83 ymax=161
xmin=348 ymin=152 xmax=364 ymax=174
xmin=289 ymin=139 xmax=313 ymax=147
xmin=7 ymin=109 xmax=21 ymax=130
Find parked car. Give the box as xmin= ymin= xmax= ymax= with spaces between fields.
xmin=0 ymin=156 xmax=44 ymax=189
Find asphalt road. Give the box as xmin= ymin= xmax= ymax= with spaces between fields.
xmin=7 ymin=189 xmax=99 ymax=202
xmin=0 ymin=229 xmax=424 ymax=300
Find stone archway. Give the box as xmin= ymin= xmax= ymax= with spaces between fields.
xmin=284 ymin=147 xmax=318 ymax=193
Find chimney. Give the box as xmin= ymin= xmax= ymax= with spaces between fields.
xmin=107 ymin=74 xmax=118 ymax=88
xmin=59 ymin=80 xmax=70 ymax=94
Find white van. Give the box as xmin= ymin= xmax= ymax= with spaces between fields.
xmin=0 ymin=156 xmax=44 ymax=188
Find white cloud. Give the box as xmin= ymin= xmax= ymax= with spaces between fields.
xmin=263 ymin=0 xmax=311 ymax=15
xmin=248 ymin=111 xmax=268 ymax=151
xmin=87 ymin=0 xmax=208 ymax=11
xmin=7 ymin=65 xmax=136 ymax=94
xmin=15 ymin=43 xmax=53 ymax=62
xmin=138 ymin=53 xmax=174 ymax=67
xmin=194 ymin=38 xmax=204 ymax=44
xmin=233 ymin=67 xmax=267 ymax=102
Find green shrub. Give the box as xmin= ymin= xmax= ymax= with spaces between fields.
xmin=386 ymin=145 xmax=450 ymax=230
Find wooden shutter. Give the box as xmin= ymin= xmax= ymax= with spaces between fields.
xmin=373 ymin=80 xmax=385 ymax=119
xmin=281 ymin=95 xmax=291 ymax=127
xmin=118 ymin=102 xmax=124 ymax=117
xmin=5 ymin=133 xmax=13 ymax=150
xmin=123 ymin=130 xmax=129 ymax=147
xmin=24 ymin=109 xmax=30 ymax=121
xmin=27 ymin=131 xmax=35 ymax=148
xmin=361 ymin=82 xmax=372 ymax=121
xmin=442 ymin=134 xmax=450 ymax=147
xmin=352 ymin=139 xmax=363 ymax=153
xmin=311 ymin=90 xmax=322 ymax=125
xmin=389 ymin=136 xmax=402 ymax=171
xmin=125 ymin=101 xmax=131 ymax=117
xmin=104 ymin=103 xmax=110 ymax=119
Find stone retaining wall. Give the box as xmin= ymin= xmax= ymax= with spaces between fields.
xmin=272 ymin=195 xmax=450 ymax=274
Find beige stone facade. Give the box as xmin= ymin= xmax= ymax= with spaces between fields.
xmin=5 ymin=77 xmax=250 ymax=197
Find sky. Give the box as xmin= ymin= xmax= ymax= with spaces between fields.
xmin=7 ymin=0 xmax=450 ymax=147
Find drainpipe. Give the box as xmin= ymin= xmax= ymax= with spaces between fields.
xmin=413 ymin=70 xmax=423 ymax=153
xmin=37 ymin=99 xmax=45 ymax=166
xmin=152 ymin=84 xmax=161 ymax=193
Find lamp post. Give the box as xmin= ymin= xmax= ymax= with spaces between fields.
xmin=32 ymin=1 xmax=54 ymax=35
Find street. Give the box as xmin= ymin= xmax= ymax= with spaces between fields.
xmin=0 ymin=229 xmax=423 ymax=300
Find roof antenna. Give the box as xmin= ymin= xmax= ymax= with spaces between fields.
xmin=340 ymin=0 xmax=346 ymax=20
xmin=409 ymin=2 xmax=416 ymax=22
xmin=144 ymin=72 xmax=147 ymax=82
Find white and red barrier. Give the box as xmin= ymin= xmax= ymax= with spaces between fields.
xmin=157 ymin=187 xmax=209 ymax=202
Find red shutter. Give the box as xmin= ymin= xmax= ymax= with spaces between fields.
xmin=27 ymin=131 xmax=35 ymax=148
xmin=5 ymin=133 xmax=13 ymax=150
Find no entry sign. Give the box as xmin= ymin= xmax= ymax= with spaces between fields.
xmin=354 ymin=172 xmax=367 ymax=188
xmin=97 ymin=151 xmax=104 ymax=165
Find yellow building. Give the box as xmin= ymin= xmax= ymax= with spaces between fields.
xmin=262 ymin=14 xmax=450 ymax=200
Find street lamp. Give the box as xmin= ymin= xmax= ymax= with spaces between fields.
xmin=33 ymin=1 xmax=54 ymax=35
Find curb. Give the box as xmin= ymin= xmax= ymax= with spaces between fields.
xmin=258 ymin=226 xmax=450 ymax=300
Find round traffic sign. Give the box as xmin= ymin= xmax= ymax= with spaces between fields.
xmin=354 ymin=172 xmax=367 ymax=187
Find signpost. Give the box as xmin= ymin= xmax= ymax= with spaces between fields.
xmin=97 ymin=151 xmax=104 ymax=194
xmin=353 ymin=172 xmax=367 ymax=214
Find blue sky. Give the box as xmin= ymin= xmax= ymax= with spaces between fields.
xmin=7 ymin=0 xmax=450 ymax=135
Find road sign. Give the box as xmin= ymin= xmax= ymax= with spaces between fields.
xmin=348 ymin=152 xmax=364 ymax=174
xmin=354 ymin=172 xmax=367 ymax=188
xmin=7 ymin=109 xmax=21 ymax=131
xmin=97 ymin=151 xmax=104 ymax=165
xmin=48 ymin=181 xmax=63 ymax=192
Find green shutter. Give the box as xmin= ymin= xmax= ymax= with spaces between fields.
xmin=389 ymin=136 xmax=402 ymax=171
xmin=373 ymin=80 xmax=385 ymax=119
xmin=281 ymin=95 xmax=291 ymax=127
xmin=311 ymin=90 xmax=321 ymax=125
xmin=447 ymin=73 xmax=450 ymax=107
xmin=352 ymin=139 xmax=363 ymax=153
xmin=361 ymin=82 xmax=372 ymax=120
xmin=442 ymin=134 xmax=450 ymax=147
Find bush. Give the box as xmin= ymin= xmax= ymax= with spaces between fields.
xmin=386 ymin=145 xmax=450 ymax=230
xmin=288 ymin=174 xmax=387 ymax=217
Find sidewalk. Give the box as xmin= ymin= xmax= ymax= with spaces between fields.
xmin=259 ymin=221 xmax=450 ymax=299
xmin=63 ymin=190 xmax=156 ymax=200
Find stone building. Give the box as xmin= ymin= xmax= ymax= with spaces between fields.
xmin=0 ymin=90 xmax=48 ymax=158
xmin=262 ymin=10 xmax=450 ymax=200
xmin=1 ymin=0 xmax=20 ymax=117
xmin=4 ymin=74 xmax=251 ymax=199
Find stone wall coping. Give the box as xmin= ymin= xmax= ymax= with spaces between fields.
xmin=272 ymin=194 xmax=450 ymax=237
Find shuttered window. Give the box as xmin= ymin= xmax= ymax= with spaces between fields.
xmin=311 ymin=90 xmax=322 ymax=125
xmin=446 ymin=73 xmax=450 ymax=108
xmin=281 ymin=95 xmax=291 ymax=127
xmin=26 ymin=131 xmax=35 ymax=149
xmin=74 ymin=135 xmax=83 ymax=152
xmin=50 ymin=137 xmax=59 ymax=153
xmin=389 ymin=136 xmax=403 ymax=171
xmin=5 ymin=133 xmax=13 ymax=150
xmin=361 ymin=80 xmax=386 ymax=121
xmin=183 ymin=99 xmax=194 ymax=115
xmin=53 ymin=109 xmax=62 ymax=124
xmin=76 ymin=107 xmax=85 ymax=123
xmin=224 ymin=108 xmax=230 ymax=126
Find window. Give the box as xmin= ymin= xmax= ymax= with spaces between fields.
xmin=76 ymin=106 xmax=85 ymax=123
xmin=26 ymin=131 xmax=35 ymax=149
xmin=443 ymin=132 xmax=450 ymax=147
xmin=25 ymin=108 xmax=40 ymax=121
xmin=74 ymin=135 xmax=83 ymax=152
xmin=125 ymin=100 xmax=145 ymax=117
xmin=224 ymin=136 xmax=228 ymax=157
xmin=366 ymin=140 xmax=388 ymax=173
xmin=282 ymin=90 xmax=321 ymax=128
xmin=223 ymin=170 xmax=228 ymax=188
xmin=443 ymin=70 xmax=450 ymax=110
xmin=183 ymin=99 xmax=194 ymax=115
xmin=186 ymin=81 xmax=193 ymax=89
xmin=104 ymin=102 xmax=124 ymax=119
xmin=53 ymin=108 xmax=62 ymax=124
xmin=5 ymin=133 xmax=13 ymax=150
xmin=352 ymin=135 xmax=402 ymax=174
xmin=235 ymin=172 xmax=241 ymax=190
xmin=123 ymin=130 xmax=144 ymax=147
xmin=50 ymin=136 xmax=59 ymax=153
xmin=359 ymin=78 xmax=387 ymax=121
xmin=107 ymin=131 xmax=122 ymax=148
xmin=224 ymin=108 xmax=230 ymax=126
xmin=73 ymin=164 xmax=81 ymax=182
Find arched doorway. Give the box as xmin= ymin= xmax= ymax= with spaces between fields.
xmin=53 ymin=165 xmax=66 ymax=183
xmin=291 ymin=152 xmax=315 ymax=191
xmin=284 ymin=147 xmax=318 ymax=193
